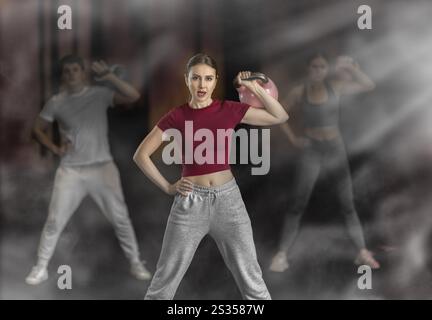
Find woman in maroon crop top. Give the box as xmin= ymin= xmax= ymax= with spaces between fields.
xmin=133 ymin=53 xmax=288 ymax=299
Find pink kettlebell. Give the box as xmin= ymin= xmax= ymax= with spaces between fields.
xmin=235 ymin=72 xmax=279 ymax=108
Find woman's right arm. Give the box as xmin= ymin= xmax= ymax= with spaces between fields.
xmin=133 ymin=126 xmax=193 ymax=196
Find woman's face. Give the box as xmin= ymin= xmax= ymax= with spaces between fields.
xmin=185 ymin=63 xmax=217 ymax=103
xmin=308 ymin=56 xmax=329 ymax=83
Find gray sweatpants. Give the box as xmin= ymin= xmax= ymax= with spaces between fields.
xmin=145 ymin=179 xmax=270 ymax=300
xmin=36 ymin=161 xmax=141 ymax=265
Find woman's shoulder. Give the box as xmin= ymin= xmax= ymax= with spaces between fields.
xmin=159 ymin=103 xmax=187 ymax=122
xmin=166 ymin=102 xmax=189 ymax=114
xmin=291 ymin=84 xmax=305 ymax=96
xmin=157 ymin=103 xmax=188 ymax=130
xmin=220 ymin=99 xmax=245 ymax=107
xmin=220 ymin=99 xmax=234 ymax=105
xmin=328 ymin=79 xmax=343 ymax=94
xmin=287 ymin=84 xmax=305 ymax=104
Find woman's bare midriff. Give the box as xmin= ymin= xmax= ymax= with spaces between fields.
xmin=184 ymin=169 xmax=234 ymax=187
xmin=305 ymin=126 xmax=340 ymax=141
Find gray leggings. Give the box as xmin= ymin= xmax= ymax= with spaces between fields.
xmin=279 ymin=137 xmax=366 ymax=253
xmin=145 ymin=179 xmax=270 ymax=300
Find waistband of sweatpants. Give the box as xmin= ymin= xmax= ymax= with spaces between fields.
xmin=191 ymin=178 xmax=238 ymax=196
xmin=60 ymin=160 xmax=113 ymax=169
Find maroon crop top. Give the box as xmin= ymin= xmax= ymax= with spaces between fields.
xmin=157 ymin=99 xmax=250 ymax=177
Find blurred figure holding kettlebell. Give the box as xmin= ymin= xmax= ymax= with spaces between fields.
xmin=27 ymin=54 xmax=151 ymax=285
xmin=270 ymin=52 xmax=379 ymax=273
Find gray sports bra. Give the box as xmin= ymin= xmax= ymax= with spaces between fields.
xmin=302 ymin=81 xmax=339 ymax=128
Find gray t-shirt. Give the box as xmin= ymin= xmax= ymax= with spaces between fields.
xmin=39 ymin=86 xmax=115 ymax=166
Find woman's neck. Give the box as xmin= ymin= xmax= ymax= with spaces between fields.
xmin=308 ymin=81 xmax=325 ymax=91
xmin=188 ymin=98 xmax=213 ymax=109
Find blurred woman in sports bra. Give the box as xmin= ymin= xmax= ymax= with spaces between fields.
xmin=270 ymin=53 xmax=380 ymax=272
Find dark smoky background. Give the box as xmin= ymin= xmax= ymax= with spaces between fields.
xmin=1 ymin=0 xmax=432 ymax=299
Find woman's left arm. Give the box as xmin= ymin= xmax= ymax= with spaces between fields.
xmin=237 ymin=72 xmax=289 ymax=126
xmin=333 ymin=58 xmax=376 ymax=96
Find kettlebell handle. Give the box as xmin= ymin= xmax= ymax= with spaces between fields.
xmin=233 ymin=72 xmax=269 ymax=88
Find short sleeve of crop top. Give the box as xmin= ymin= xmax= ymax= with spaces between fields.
xmin=222 ymin=100 xmax=250 ymax=125
xmin=157 ymin=109 xmax=180 ymax=131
